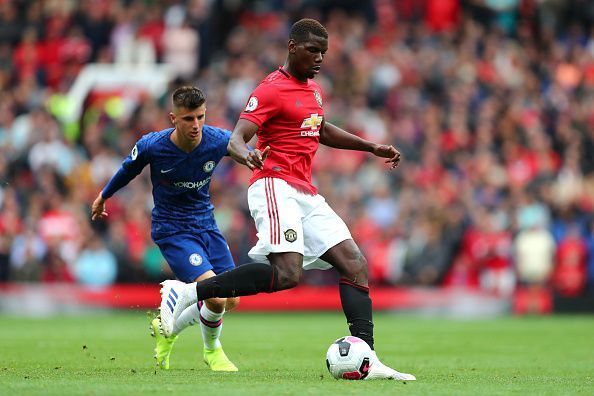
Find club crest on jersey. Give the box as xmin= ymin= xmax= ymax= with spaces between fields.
xmin=203 ymin=161 xmax=215 ymax=172
xmin=284 ymin=229 xmax=297 ymax=243
xmin=314 ymin=90 xmax=323 ymax=108
xmin=245 ymin=96 xmax=258 ymax=112
xmin=189 ymin=253 xmax=202 ymax=266
xmin=131 ymin=144 xmax=138 ymax=160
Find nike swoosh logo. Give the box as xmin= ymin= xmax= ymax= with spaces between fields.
xmin=161 ymin=168 xmax=174 ymax=173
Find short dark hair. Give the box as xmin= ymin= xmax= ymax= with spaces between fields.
xmin=172 ymin=86 xmax=206 ymax=109
xmin=289 ymin=18 xmax=328 ymax=43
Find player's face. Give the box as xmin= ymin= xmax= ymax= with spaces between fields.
xmin=290 ymin=33 xmax=328 ymax=80
xmin=170 ymin=104 xmax=206 ymax=142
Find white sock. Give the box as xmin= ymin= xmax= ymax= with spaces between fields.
xmin=186 ymin=282 xmax=198 ymax=302
xmin=172 ymin=303 xmax=200 ymax=335
xmin=200 ymin=303 xmax=224 ymax=350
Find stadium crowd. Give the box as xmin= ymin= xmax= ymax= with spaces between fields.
xmin=1 ymin=0 xmax=594 ymax=301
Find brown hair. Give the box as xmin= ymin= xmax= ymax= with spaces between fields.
xmin=172 ymin=86 xmax=206 ymax=109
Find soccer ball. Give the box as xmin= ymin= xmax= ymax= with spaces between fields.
xmin=325 ymin=336 xmax=373 ymax=380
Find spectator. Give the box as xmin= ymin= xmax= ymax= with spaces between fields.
xmin=74 ymin=236 xmax=117 ymax=288
xmin=162 ymin=18 xmax=198 ymax=80
xmin=552 ymin=224 xmax=588 ymax=297
xmin=9 ymin=222 xmax=47 ymax=281
xmin=41 ymin=245 xmax=75 ymax=283
xmin=514 ymin=221 xmax=556 ymax=286
xmin=0 ymin=0 xmax=593 ymax=303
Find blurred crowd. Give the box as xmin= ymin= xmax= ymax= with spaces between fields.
xmin=1 ymin=0 xmax=594 ymax=300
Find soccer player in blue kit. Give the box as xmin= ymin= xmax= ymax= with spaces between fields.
xmin=91 ymin=86 xmax=239 ymax=372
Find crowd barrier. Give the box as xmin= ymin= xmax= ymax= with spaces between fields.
xmin=2 ymin=283 xmax=592 ymax=316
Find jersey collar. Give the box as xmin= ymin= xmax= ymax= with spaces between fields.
xmin=278 ymin=67 xmax=309 ymax=85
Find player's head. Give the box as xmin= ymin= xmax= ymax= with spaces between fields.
xmin=286 ymin=18 xmax=328 ymax=81
xmin=170 ymin=86 xmax=207 ymax=143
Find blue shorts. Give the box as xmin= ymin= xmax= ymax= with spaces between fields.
xmin=154 ymin=229 xmax=235 ymax=283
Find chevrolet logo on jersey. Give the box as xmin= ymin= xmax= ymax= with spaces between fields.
xmin=300 ymin=113 xmax=323 ymax=137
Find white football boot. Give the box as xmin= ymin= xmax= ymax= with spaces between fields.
xmin=159 ymin=280 xmax=195 ymax=337
xmin=365 ymin=351 xmax=416 ymax=381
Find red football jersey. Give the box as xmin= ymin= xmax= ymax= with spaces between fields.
xmin=240 ymin=67 xmax=324 ymax=194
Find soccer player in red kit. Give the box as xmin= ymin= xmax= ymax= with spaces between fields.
xmin=159 ymin=18 xmax=416 ymax=380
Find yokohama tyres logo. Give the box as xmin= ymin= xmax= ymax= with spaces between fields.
xmin=174 ymin=176 xmax=211 ymax=190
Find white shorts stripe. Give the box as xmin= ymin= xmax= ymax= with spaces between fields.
xmin=264 ymin=178 xmax=272 ymax=243
xmin=265 ymin=178 xmax=280 ymax=245
xmin=264 ymin=178 xmax=274 ymax=244
xmin=270 ymin=178 xmax=280 ymax=245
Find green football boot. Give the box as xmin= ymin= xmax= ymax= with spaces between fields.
xmin=150 ymin=317 xmax=178 ymax=370
xmin=203 ymin=346 xmax=238 ymax=372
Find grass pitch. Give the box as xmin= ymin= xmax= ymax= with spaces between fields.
xmin=0 ymin=311 xmax=592 ymax=395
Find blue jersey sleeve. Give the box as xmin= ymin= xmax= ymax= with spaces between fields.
xmin=101 ymin=135 xmax=151 ymax=199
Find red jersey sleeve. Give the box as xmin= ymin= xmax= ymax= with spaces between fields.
xmin=239 ymin=82 xmax=280 ymax=128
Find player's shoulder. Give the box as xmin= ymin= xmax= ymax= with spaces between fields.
xmin=203 ymin=124 xmax=231 ymax=140
xmin=138 ymin=128 xmax=173 ymax=147
xmin=258 ymin=69 xmax=288 ymax=90
xmin=263 ymin=69 xmax=285 ymax=82
xmin=250 ymin=70 xmax=293 ymax=104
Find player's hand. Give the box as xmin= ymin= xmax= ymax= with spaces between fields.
xmin=373 ymin=144 xmax=401 ymax=169
xmin=245 ymin=146 xmax=270 ymax=170
xmin=91 ymin=193 xmax=108 ymax=221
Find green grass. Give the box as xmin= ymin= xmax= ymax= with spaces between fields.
xmin=0 ymin=312 xmax=592 ymax=395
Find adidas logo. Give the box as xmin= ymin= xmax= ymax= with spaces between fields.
xmin=166 ymin=289 xmax=179 ymax=313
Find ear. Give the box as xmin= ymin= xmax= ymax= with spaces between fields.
xmin=288 ymin=39 xmax=297 ymax=54
xmin=169 ymin=112 xmax=175 ymax=125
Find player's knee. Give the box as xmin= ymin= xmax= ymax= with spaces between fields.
xmin=225 ymin=297 xmax=240 ymax=311
xmin=205 ymin=297 xmax=227 ymax=313
xmin=270 ymin=254 xmax=303 ymax=290
xmin=343 ymin=255 xmax=368 ymax=284
xmin=275 ymin=266 xmax=302 ymax=290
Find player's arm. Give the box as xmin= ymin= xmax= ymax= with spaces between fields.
xmin=91 ymin=140 xmax=150 ymax=220
xmin=228 ymin=121 xmax=270 ymax=170
xmin=320 ymin=121 xmax=402 ymax=169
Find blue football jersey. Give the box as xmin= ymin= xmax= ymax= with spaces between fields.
xmin=102 ymin=125 xmax=231 ymax=239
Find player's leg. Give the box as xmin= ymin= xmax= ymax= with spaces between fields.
xmin=170 ymin=270 xmax=240 ymax=371
xmin=154 ymin=234 xmax=215 ymax=337
xmin=189 ymin=293 xmax=240 ymax=371
xmin=190 ymin=252 xmax=303 ymax=301
xmin=172 ymin=270 xmax=220 ymax=335
xmin=196 ymin=231 xmax=239 ymax=371
xmin=150 ymin=316 xmax=177 ymax=370
xmin=320 ymin=240 xmax=373 ymax=345
xmin=200 ymin=297 xmax=239 ymax=372
xmin=172 ymin=225 xmax=238 ymax=336
xmin=151 ymin=234 xmax=215 ymax=369
xmin=294 ymin=195 xmax=371 ymax=346
xmin=321 ymin=240 xmax=416 ymax=381
xmin=186 ymin=178 xmax=306 ymax=300
xmin=150 ymin=235 xmax=191 ymax=369
xmin=302 ymin=200 xmax=416 ymax=381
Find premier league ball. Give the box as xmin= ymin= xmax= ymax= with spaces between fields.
xmin=325 ymin=336 xmax=373 ymax=380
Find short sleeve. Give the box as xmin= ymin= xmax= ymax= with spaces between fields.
xmin=239 ymin=82 xmax=280 ymax=128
